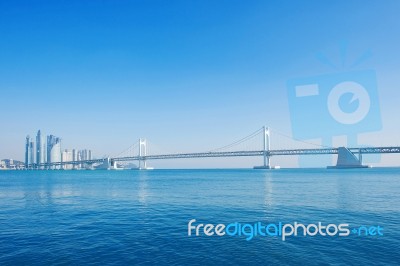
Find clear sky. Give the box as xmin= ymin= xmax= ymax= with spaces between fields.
xmin=1 ymin=0 xmax=400 ymax=168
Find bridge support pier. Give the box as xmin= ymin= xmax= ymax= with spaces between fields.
xmin=328 ymin=147 xmax=369 ymax=169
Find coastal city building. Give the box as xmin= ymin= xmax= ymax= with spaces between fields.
xmin=61 ymin=149 xmax=73 ymax=170
xmin=0 ymin=159 xmax=24 ymax=170
xmin=36 ymin=130 xmax=46 ymax=168
xmin=21 ymin=130 xmax=93 ymax=170
xmin=25 ymin=136 xmax=34 ymax=168
xmin=79 ymin=149 xmax=92 ymax=161
xmin=74 ymin=149 xmax=93 ymax=169
xmin=47 ymin=135 xmax=61 ymax=168
xmin=0 ymin=160 xmax=5 ymax=169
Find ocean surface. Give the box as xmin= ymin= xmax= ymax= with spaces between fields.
xmin=0 ymin=168 xmax=399 ymax=265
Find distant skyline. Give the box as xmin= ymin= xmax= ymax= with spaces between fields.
xmin=1 ymin=0 xmax=400 ymax=168
xmin=21 ymin=129 xmax=93 ymax=170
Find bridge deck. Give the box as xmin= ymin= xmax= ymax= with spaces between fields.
xmin=30 ymin=146 xmax=400 ymax=167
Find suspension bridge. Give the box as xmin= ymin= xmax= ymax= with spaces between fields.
xmin=29 ymin=126 xmax=400 ymax=170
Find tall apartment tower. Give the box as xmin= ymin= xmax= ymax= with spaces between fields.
xmin=25 ymin=135 xmax=34 ymax=168
xmin=47 ymin=135 xmax=61 ymax=164
xmin=36 ymin=130 xmax=46 ymax=167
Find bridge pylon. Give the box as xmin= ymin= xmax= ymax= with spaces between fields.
xmin=254 ymin=126 xmax=279 ymax=169
xmin=138 ymin=138 xmax=148 ymax=170
xmin=263 ymin=126 xmax=271 ymax=168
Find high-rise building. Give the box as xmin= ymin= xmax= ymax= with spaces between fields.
xmin=72 ymin=149 xmax=76 ymax=161
xmin=82 ymin=149 xmax=88 ymax=160
xmin=61 ymin=149 xmax=73 ymax=170
xmin=36 ymin=130 xmax=46 ymax=167
xmin=47 ymin=135 xmax=61 ymax=167
xmin=24 ymin=130 xmax=94 ymax=170
xmin=71 ymin=149 xmax=93 ymax=169
xmin=72 ymin=149 xmax=77 ymax=169
xmin=76 ymin=150 xmax=83 ymax=169
xmin=25 ymin=135 xmax=34 ymax=168
xmin=78 ymin=149 xmax=92 ymax=161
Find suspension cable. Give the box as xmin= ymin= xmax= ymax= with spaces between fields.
xmin=113 ymin=142 xmax=139 ymax=158
xmin=208 ymin=127 xmax=264 ymax=152
xmin=269 ymin=128 xmax=333 ymax=149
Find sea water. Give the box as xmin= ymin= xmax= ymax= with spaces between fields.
xmin=0 ymin=168 xmax=399 ymax=265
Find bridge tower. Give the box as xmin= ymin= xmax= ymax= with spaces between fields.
xmin=138 ymin=138 xmax=147 ymax=170
xmin=263 ymin=126 xmax=271 ymax=168
xmin=254 ymin=126 xmax=277 ymax=169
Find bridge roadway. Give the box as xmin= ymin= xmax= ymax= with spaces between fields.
xmin=31 ymin=146 xmax=400 ymax=168
xmin=112 ymin=146 xmax=400 ymax=161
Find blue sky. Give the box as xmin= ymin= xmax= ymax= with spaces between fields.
xmin=1 ymin=0 xmax=400 ymax=167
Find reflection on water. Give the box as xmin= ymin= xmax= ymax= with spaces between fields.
xmin=0 ymin=168 xmax=399 ymax=265
xmin=138 ymin=171 xmax=149 ymax=204
xmin=260 ymin=168 xmax=400 ymax=213
xmin=264 ymin=173 xmax=273 ymax=208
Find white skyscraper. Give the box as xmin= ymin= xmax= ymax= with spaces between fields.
xmin=62 ymin=149 xmax=73 ymax=170
xmin=36 ymin=130 xmax=46 ymax=168
xmin=50 ymin=142 xmax=61 ymax=162
xmin=47 ymin=135 xmax=61 ymax=168
xmin=72 ymin=149 xmax=77 ymax=169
